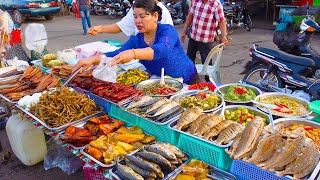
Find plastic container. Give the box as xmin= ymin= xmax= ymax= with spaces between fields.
xmin=88 ymin=93 xmax=111 ymax=113
xmin=83 ymin=163 xmax=108 ymax=180
xmin=109 ymin=104 xmax=139 ymax=126
xmin=177 ymin=134 xmax=233 ymax=170
xmin=6 ymin=111 xmax=47 ymax=166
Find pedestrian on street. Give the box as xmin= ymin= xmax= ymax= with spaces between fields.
xmin=87 ymin=0 xmax=173 ymax=36
xmin=77 ymin=0 xmax=91 ymax=35
xmin=181 ymin=0 xmax=228 ymax=68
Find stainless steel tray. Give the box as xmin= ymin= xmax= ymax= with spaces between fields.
xmin=135 ymin=78 xmax=184 ymax=98
xmin=169 ymin=162 xmax=237 ymax=180
xmin=15 ymin=105 xmax=104 ymax=132
xmin=57 ymin=121 xmax=89 ymax=149
xmin=214 ymin=83 xmax=262 ymax=104
xmin=0 ymin=94 xmax=17 ymax=104
xmin=109 ymin=147 xmax=190 ymax=180
xmin=81 ymin=145 xmax=116 ymax=168
xmin=170 ymin=90 xmax=224 ymax=113
xmin=254 ymin=92 xmax=312 ymax=118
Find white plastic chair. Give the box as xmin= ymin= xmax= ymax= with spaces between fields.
xmin=195 ymin=43 xmax=224 ymax=84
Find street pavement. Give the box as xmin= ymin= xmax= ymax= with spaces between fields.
xmin=1 ymin=14 xmax=320 ymax=180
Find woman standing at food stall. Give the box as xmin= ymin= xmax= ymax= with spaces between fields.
xmin=73 ymin=0 xmax=199 ymax=84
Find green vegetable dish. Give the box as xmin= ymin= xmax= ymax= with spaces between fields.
xmin=224 ymin=85 xmax=256 ymax=102
xmin=224 ymin=106 xmax=267 ymax=125
xmin=179 ymin=93 xmax=221 ymax=111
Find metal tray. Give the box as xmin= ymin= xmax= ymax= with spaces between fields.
xmin=0 ymin=94 xmax=17 ymax=104
xmin=254 ymin=92 xmax=312 ymax=118
xmin=81 ymin=145 xmax=117 ymax=168
xmin=214 ymin=83 xmax=262 ymax=104
xmin=170 ymin=90 xmax=224 ymax=113
xmin=169 ymin=162 xmax=237 ymax=180
xmin=109 ymin=147 xmax=190 ymax=180
xmin=15 ymin=105 xmax=104 ymax=132
xmin=57 ymin=121 xmax=89 ymax=149
xmin=135 ymin=78 xmax=184 ymax=98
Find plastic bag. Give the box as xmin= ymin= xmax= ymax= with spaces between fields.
xmin=43 ymin=138 xmax=82 ymax=175
xmin=92 ymin=55 xmax=117 ymax=82
xmin=25 ymin=23 xmax=48 ymax=53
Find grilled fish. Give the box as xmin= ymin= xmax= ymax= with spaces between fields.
xmin=174 ymin=108 xmax=202 ymax=130
xmin=146 ymin=101 xmax=179 ymax=118
xmin=135 ymin=151 xmax=173 ymax=170
xmin=187 ymin=114 xmax=209 ymax=134
xmin=127 ymin=96 xmax=154 ymax=109
xmin=203 ymin=120 xmax=233 ymax=140
xmin=156 ymin=142 xmax=186 ymax=158
xmin=154 ymin=106 xmax=183 ymax=122
xmin=144 ymin=98 xmax=170 ymax=115
xmin=116 ymin=163 xmax=144 ymax=180
xmin=214 ymin=123 xmax=244 ymax=145
xmin=232 ymin=118 xmax=265 ymax=160
xmin=126 ymin=161 xmax=157 ymax=179
xmin=227 ymin=133 xmax=242 ymax=157
xmin=293 ymin=147 xmax=320 ymax=180
xmin=125 ymin=155 xmax=162 ymax=174
xmin=144 ymin=144 xmax=177 ymax=161
xmin=194 ymin=115 xmax=223 ymax=136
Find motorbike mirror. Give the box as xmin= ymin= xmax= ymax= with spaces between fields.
xmin=232 ymin=2 xmax=235 ymax=4
xmin=315 ymin=70 xmax=320 ymax=79
xmin=167 ymin=3 xmax=171 ymax=6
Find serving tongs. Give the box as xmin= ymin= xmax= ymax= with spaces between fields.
xmin=117 ymin=93 xmax=142 ymax=108
xmin=63 ymin=67 xmax=82 ymax=86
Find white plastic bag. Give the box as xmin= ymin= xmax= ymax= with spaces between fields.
xmin=24 ymin=23 xmax=48 ymax=53
xmin=92 ymin=55 xmax=117 ymax=82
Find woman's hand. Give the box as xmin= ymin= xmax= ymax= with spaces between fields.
xmin=72 ymin=56 xmax=101 ymax=73
xmin=110 ymin=50 xmax=135 ymax=67
xmin=88 ymin=26 xmax=101 ymax=36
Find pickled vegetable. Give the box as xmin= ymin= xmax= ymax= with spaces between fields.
xmin=117 ymin=69 xmax=149 ymax=85
xmin=139 ymin=83 xmax=180 ymax=95
xmin=224 ymin=106 xmax=267 ymax=125
xmin=224 ymin=85 xmax=256 ymax=102
xmin=179 ymin=93 xmax=221 ymax=111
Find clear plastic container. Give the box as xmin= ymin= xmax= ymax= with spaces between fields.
xmin=6 ymin=111 xmax=47 ymax=166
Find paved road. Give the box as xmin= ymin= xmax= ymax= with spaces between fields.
xmin=1 ymin=14 xmax=320 ymax=180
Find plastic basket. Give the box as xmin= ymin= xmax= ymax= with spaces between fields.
xmin=229 ymin=160 xmax=291 ymax=180
xmin=138 ymin=117 xmax=180 ymax=145
xmin=88 ymin=93 xmax=111 ymax=113
xmin=109 ymin=104 xmax=139 ymax=126
xmin=177 ymin=134 xmax=232 ymax=170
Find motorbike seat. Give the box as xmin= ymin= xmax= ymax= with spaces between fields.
xmin=256 ymin=47 xmax=315 ymax=67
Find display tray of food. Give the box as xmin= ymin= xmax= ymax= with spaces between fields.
xmin=170 ymin=90 xmax=223 ymax=113
xmin=226 ymin=117 xmax=320 ymax=180
xmin=254 ymin=92 xmax=312 ymax=118
xmin=214 ymin=83 xmax=262 ymax=104
xmin=16 ymin=86 xmax=103 ymax=131
xmin=135 ymin=78 xmax=183 ymax=97
xmin=0 ymin=66 xmax=61 ymax=103
xmin=117 ymin=69 xmax=149 ymax=86
xmin=81 ymin=126 xmax=156 ymax=168
xmin=169 ymin=159 xmax=236 ymax=180
xmin=124 ymin=96 xmax=184 ymax=125
xmin=109 ymin=142 xmax=189 ymax=180
xmin=51 ymin=65 xmax=93 ymax=80
xmin=58 ymin=114 xmax=125 ymax=149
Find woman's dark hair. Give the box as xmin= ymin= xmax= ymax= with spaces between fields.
xmin=133 ymin=0 xmax=162 ymax=21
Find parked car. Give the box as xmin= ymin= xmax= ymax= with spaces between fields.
xmin=0 ymin=0 xmax=60 ymax=24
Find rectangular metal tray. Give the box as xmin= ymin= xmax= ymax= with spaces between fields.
xmin=15 ymin=105 xmax=104 ymax=132
xmin=109 ymin=147 xmax=190 ymax=180
xmin=0 ymin=93 xmax=17 ymax=104
xmin=169 ymin=162 xmax=237 ymax=180
xmin=57 ymin=121 xmax=89 ymax=149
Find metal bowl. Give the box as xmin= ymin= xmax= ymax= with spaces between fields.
xmin=213 ymin=105 xmax=271 ymax=125
xmin=254 ymin=92 xmax=312 ymax=118
xmin=135 ymin=78 xmax=183 ymax=97
xmin=274 ymin=117 xmax=320 ymax=127
xmin=214 ymin=83 xmax=262 ymax=104
xmin=170 ymin=90 xmax=224 ymax=113
xmin=116 ymin=69 xmax=150 ymax=86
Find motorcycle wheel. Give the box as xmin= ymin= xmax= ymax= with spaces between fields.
xmin=108 ymin=9 xmax=117 ymax=19
xmin=94 ymin=6 xmax=105 ymax=16
xmin=242 ymin=64 xmax=284 ymax=90
xmin=226 ymin=18 xmax=234 ymax=35
xmin=245 ymin=15 xmax=253 ymax=31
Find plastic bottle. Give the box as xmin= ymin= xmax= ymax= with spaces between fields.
xmin=6 ymin=111 xmax=47 ymax=166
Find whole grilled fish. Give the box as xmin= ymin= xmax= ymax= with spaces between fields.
xmin=144 ymin=144 xmax=177 ymax=160
xmin=127 ymin=96 xmax=154 ymax=109
xmin=146 ymin=101 xmax=179 ymax=118
xmin=263 ymin=133 xmax=305 ymax=171
xmin=144 ymin=98 xmax=170 ymax=115
xmin=245 ymin=133 xmax=282 ymax=164
xmin=125 ymin=155 xmax=162 ymax=174
xmin=126 ymin=161 xmax=157 ymax=179
xmin=187 ymin=114 xmax=209 ymax=134
xmin=116 ymin=163 xmax=144 ymax=180
xmin=232 ymin=118 xmax=265 ymax=160
xmin=203 ymin=120 xmax=233 ymax=140
xmin=214 ymin=123 xmax=244 ymax=145
xmin=194 ymin=115 xmax=223 ymax=136
xmin=174 ymin=108 xmax=202 ymax=130
xmin=227 ymin=133 xmax=242 ymax=157
xmin=293 ymin=147 xmax=320 ymax=179
xmin=154 ymin=106 xmax=182 ymax=122
xmin=156 ymin=142 xmax=186 ymax=158
xmin=135 ymin=151 xmax=173 ymax=170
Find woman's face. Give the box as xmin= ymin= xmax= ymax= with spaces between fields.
xmin=133 ymin=7 xmax=158 ymax=33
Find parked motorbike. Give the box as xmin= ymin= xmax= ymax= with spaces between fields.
xmin=241 ymin=17 xmax=320 ymax=101
xmin=91 ymin=0 xmax=109 ymax=16
xmin=224 ymin=0 xmax=252 ymax=33
xmin=165 ymin=0 xmax=189 ymax=25
xmin=107 ymin=0 xmax=131 ymax=19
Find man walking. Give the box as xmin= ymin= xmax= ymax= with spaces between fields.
xmin=77 ymin=0 xmax=91 ymax=35
xmin=181 ymin=0 xmax=227 ymax=67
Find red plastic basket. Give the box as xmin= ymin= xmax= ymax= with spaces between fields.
xmin=83 ymin=163 xmax=108 ymax=180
